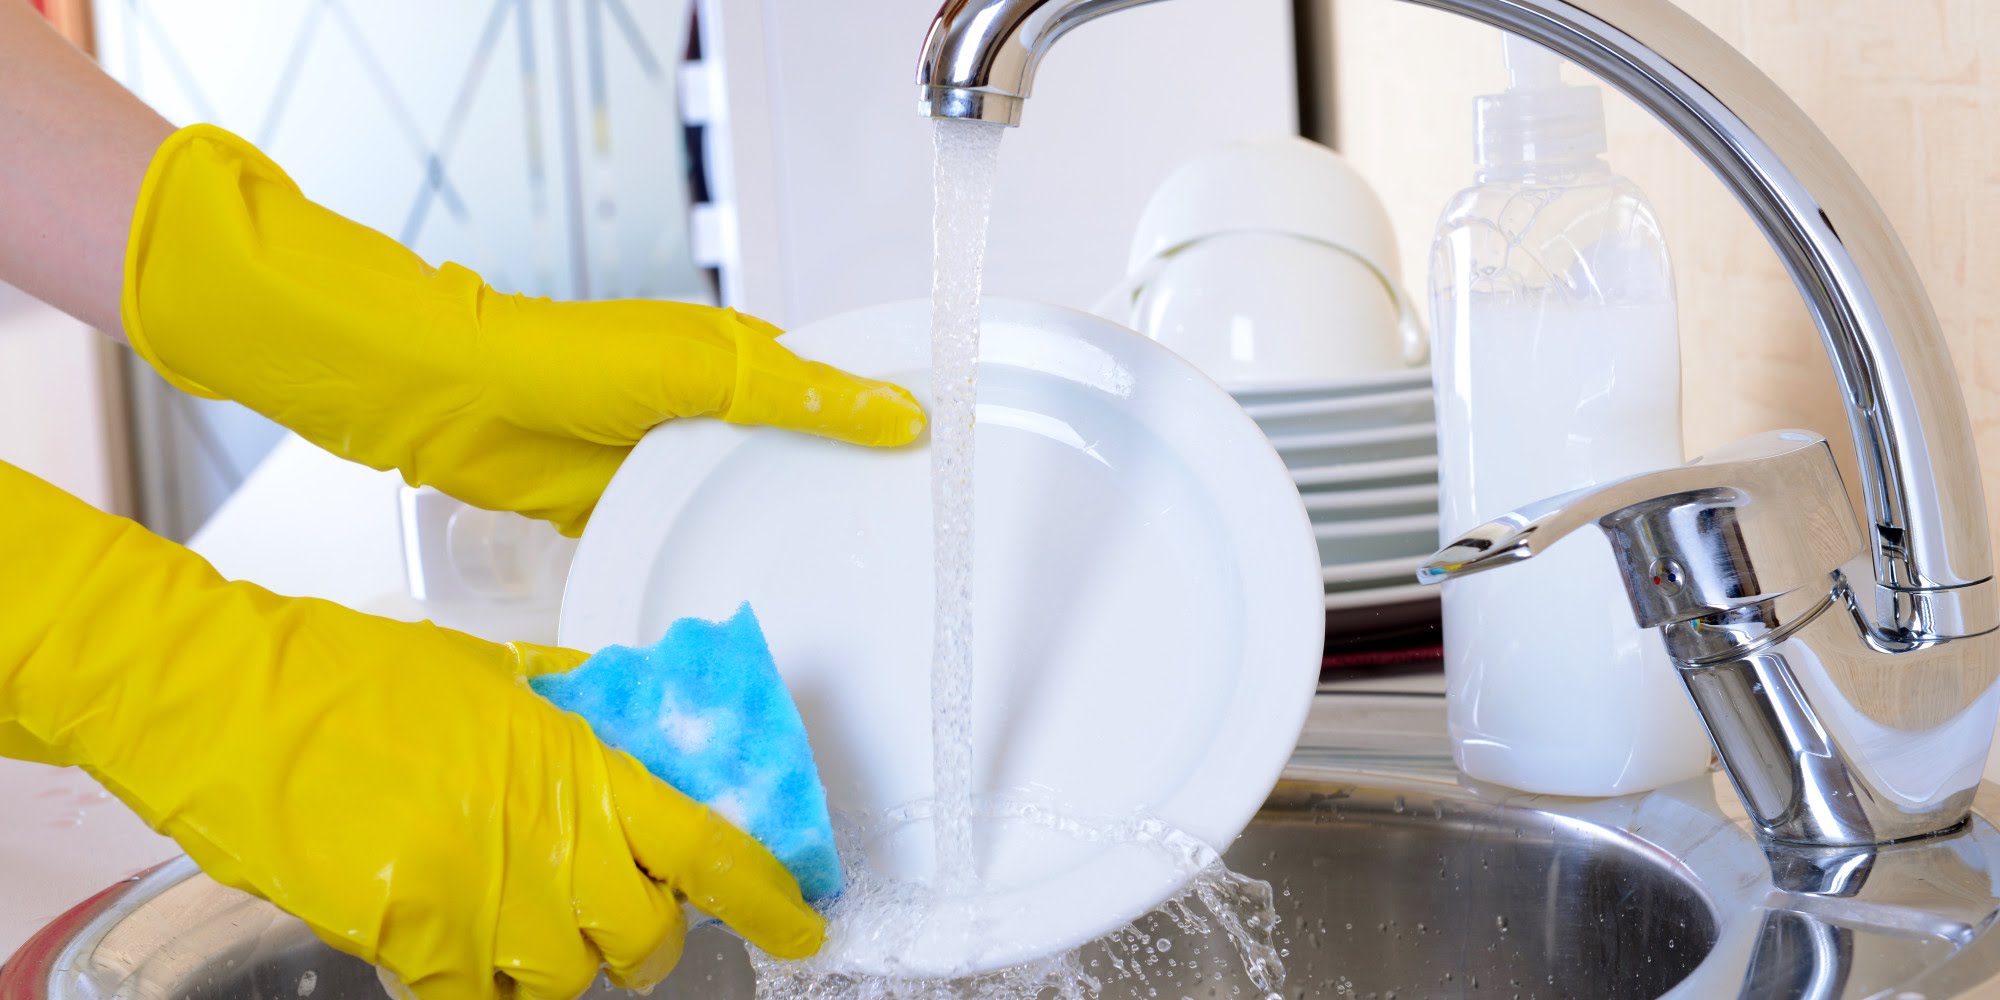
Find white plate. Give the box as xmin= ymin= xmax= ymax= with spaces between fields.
xmin=1322 ymin=554 xmax=1429 ymax=586
xmin=1272 ymin=424 xmax=1437 ymax=472
xmin=1291 ymin=455 xmax=1439 ymax=489
xmin=1227 ymin=367 xmax=1430 ymax=403
xmin=1314 ymin=513 xmax=1439 ymax=540
xmin=1266 ymin=421 xmax=1436 ymax=454
xmin=1316 ymin=526 xmax=1438 ymax=568
xmin=560 ymin=299 xmax=1324 ymax=977
xmin=1324 ymin=582 xmax=1434 ymax=610
xmin=1243 ymin=385 xmax=1433 ymax=424
xmin=1301 ymin=483 xmax=1440 ymax=519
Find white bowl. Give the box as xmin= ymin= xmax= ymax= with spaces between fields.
xmin=1126 ymin=136 xmax=1405 ymax=289
xmin=1129 ymin=232 xmax=1409 ymax=391
xmin=559 ymin=299 xmax=1324 ymax=977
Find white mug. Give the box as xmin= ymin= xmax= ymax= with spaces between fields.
xmin=398 ymin=486 xmax=576 ymax=606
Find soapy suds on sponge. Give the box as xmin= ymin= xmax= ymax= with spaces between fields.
xmin=742 ymin=118 xmax=1288 ymax=998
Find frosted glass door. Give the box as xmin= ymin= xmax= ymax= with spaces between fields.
xmin=93 ymin=0 xmax=703 ymax=537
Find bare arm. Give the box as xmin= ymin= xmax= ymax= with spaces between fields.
xmin=0 ymin=3 xmax=174 ymax=337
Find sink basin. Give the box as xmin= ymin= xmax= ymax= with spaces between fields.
xmin=11 ymin=692 xmax=2000 ymax=999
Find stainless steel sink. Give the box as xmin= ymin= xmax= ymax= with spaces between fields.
xmin=12 ymin=693 xmax=2000 ymax=999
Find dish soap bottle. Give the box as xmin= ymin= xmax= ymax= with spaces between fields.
xmin=1428 ymin=34 xmax=1710 ymax=796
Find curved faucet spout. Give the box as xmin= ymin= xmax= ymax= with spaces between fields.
xmin=916 ymin=0 xmax=1996 ymax=644
xmin=917 ymin=0 xmax=1167 ymax=124
xmin=917 ymin=0 xmax=2000 ymax=846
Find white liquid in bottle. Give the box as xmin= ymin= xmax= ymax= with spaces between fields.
xmin=1429 ymin=33 xmax=1712 ymax=796
xmin=1435 ymin=301 xmax=1707 ymax=795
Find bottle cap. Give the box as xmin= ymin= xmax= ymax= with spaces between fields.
xmin=1475 ymin=34 xmax=1607 ymax=167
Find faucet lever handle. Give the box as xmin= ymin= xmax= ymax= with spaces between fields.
xmin=1418 ymin=430 xmax=1866 ymax=629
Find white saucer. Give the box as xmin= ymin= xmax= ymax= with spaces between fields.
xmin=559 ymin=299 xmax=1324 ymax=976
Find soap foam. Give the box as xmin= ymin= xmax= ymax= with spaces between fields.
xmin=747 ymin=793 xmax=1287 ymax=1000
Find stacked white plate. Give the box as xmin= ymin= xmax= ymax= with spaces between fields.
xmin=1232 ymin=368 xmax=1441 ymax=637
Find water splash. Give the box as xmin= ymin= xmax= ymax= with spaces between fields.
xmin=927 ymin=117 xmax=1006 ymax=891
xmin=746 ymin=795 xmax=1286 ymax=1000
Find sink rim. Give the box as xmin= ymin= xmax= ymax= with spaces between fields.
xmin=12 ymin=690 xmax=2000 ymax=1000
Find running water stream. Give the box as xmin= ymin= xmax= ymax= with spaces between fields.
xmin=744 ymin=118 xmax=1287 ymax=1000
xmin=926 ymin=118 xmax=1006 ymax=891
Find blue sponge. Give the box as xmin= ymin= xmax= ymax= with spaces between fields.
xmin=530 ymin=604 xmax=842 ymax=903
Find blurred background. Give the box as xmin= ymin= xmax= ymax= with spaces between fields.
xmin=3 ymin=0 xmax=1997 ymax=555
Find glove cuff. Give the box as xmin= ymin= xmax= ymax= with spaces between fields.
xmin=120 ymin=124 xmax=300 ymax=400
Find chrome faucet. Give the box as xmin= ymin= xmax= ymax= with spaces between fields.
xmin=916 ymin=0 xmax=2000 ymax=847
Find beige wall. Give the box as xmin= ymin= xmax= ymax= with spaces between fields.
xmin=1324 ymin=0 xmax=1999 ymax=554
xmin=1323 ymin=1 xmax=2000 ymax=775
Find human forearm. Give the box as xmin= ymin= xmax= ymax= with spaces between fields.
xmin=0 ymin=2 xmax=171 ymax=336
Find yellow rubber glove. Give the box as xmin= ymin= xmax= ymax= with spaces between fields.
xmin=0 ymin=462 xmax=824 ymax=999
xmin=119 ymin=124 xmax=924 ymax=536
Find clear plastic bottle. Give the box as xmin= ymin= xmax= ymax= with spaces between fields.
xmin=1428 ymin=34 xmax=1710 ymax=796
